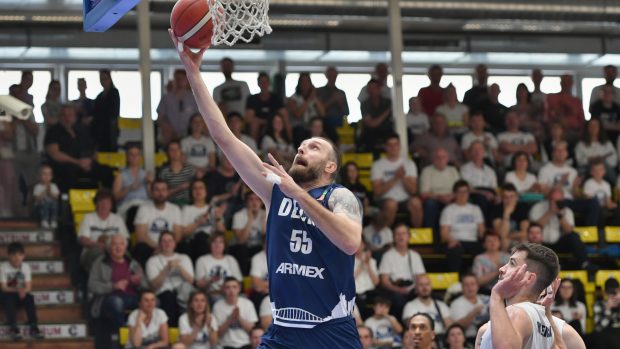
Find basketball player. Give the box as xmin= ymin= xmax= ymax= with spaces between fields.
xmin=170 ymin=31 xmax=363 ymax=348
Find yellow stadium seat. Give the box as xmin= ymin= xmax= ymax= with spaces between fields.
xmin=341 ymin=153 xmax=374 ymax=169
xmin=224 ymin=230 xmax=235 ymax=244
xmin=168 ymin=327 xmax=179 ymax=344
xmin=409 ymin=228 xmax=433 ymax=245
xmin=336 ymin=127 xmax=355 ymax=145
xmin=559 ymin=270 xmax=593 ymax=293
xmin=573 ymin=226 xmax=599 ymax=243
xmin=427 ymin=272 xmax=459 ymax=290
xmin=243 ymin=276 xmax=252 ymax=291
xmin=595 ymin=270 xmax=620 ymax=289
xmin=97 ymin=152 xmax=126 ymax=168
xmin=604 ymin=226 xmax=620 ymax=243
xmin=586 ymin=318 xmax=594 ymax=334
xmin=118 ymin=118 xmax=142 ymax=130
xmin=69 ymin=189 xmax=97 ymax=213
xmin=155 ymin=152 xmax=168 ymax=167
xmin=119 ymin=327 xmax=179 ymax=345
xmin=585 ymin=293 xmax=595 ymax=316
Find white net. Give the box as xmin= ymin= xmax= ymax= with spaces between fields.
xmin=209 ymin=0 xmax=272 ymax=46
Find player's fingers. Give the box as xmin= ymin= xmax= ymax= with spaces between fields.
xmin=262 ymin=162 xmax=280 ymax=174
xmin=267 ymin=153 xmax=284 ymax=170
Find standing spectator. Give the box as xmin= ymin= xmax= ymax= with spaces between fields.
xmin=230 ymin=191 xmax=266 ymax=275
xmin=378 ymin=223 xmax=426 ymax=321
xmin=182 ymin=114 xmax=217 ymax=172
xmin=589 ymin=65 xmax=620 ymax=106
xmin=41 ymin=80 xmax=62 ymax=126
xmin=158 ymin=69 xmax=199 ymax=145
xmin=512 ymin=83 xmax=544 ymax=142
xmin=178 ymin=290 xmax=219 ymax=349
xmin=159 ymin=140 xmax=196 ymax=206
xmin=480 ymin=83 xmax=508 ymax=133
xmin=445 ymin=324 xmax=469 ymax=349
xmin=449 ymin=273 xmax=489 ymax=341
xmin=133 ymin=180 xmax=183 ymax=267
xmin=340 ymin=161 xmax=372 ymax=216
xmin=575 ymin=118 xmax=617 ymax=180
xmin=245 ymin=72 xmax=287 ymax=142
xmin=112 ymin=144 xmax=153 ymax=218
xmin=126 ymin=290 xmax=170 ymax=349
xmin=259 ymin=114 xmax=295 ymax=168
xmin=591 ymin=85 xmax=620 ymax=140
xmin=593 ymin=277 xmax=620 ymax=347
xmin=212 ymin=277 xmax=258 ymax=349
xmin=354 ymin=239 xmax=380 ymax=320
xmin=459 ymin=141 xmax=498 ymax=220
xmin=551 ymin=278 xmax=587 ymax=335
xmin=0 ymin=242 xmax=44 ymax=340
xmin=358 ymin=63 xmax=391 ymax=102
xmin=17 ymin=70 xmax=34 ymax=106
xmin=358 ymin=79 xmax=393 ymax=153
xmin=316 ymin=66 xmax=350 ymax=129
xmin=32 ymin=165 xmax=59 ymax=228
xmin=287 ymin=72 xmax=325 ymax=146
xmin=146 ymin=231 xmax=195 ymax=326
xmin=460 ymin=112 xmax=499 ymax=165
xmin=546 ymin=74 xmax=585 ymax=141
xmin=371 ymin=134 xmax=423 ymax=228
xmin=418 ymin=65 xmax=444 ymax=117
xmin=195 ymin=232 xmax=242 ymax=302
xmin=405 ymin=313 xmax=437 ymax=349
xmin=440 ymin=180 xmax=485 ymax=272
xmin=497 ymin=110 xmax=538 ymax=168
xmin=78 ymin=189 xmax=129 ymax=272
xmin=402 ymin=275 xmax=453 ymax=338
xmin=92 ymin=69 xmax=120 ymax=151
xmin=406 ymin=96 xmax=430 ymax=137
xmin=503 ymin=151 xmax=539 ymax=194
xmin=364 ymin=297 xmax=403 ymax=349
xmin=72 ymin=78 xmax=95 ymax=125
xmin=530 ymin=69 xmax=546 ymax=117
xmin=213 ymin=57 xmax=251 ymax=117
xmin=463 ymin=64 xmax=489 ymax=114
xmin=436 ymin=84 xmax=469 ymax=137
xmin=411 ymin=114 xmax=463 ymax=167
xmin=472 ymin=232 xmax=510 ymax=291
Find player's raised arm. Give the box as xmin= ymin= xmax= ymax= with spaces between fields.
xmin=169 ymin=29 xmax=272 ymax=203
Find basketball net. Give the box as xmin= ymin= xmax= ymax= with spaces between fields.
xmin=209 ymin=0 xmax=272 ymax=46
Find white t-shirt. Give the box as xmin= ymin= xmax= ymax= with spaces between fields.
xmin=497 ymin=131 xmax=536 ymax=166
xmin=436 ymin=103 xmax=468 ymax=130
xmin=550 ymin=301 xmax=586 ymax=333
xmin=371 ymin=157 xmax=418 ymax=202
xmin=259 ymin=295 xmax=272 ymax=318
xmin=461 ymin=132 xmax=499 ymax=154
xmin=378 ymin=247 xmax=426 ymax=283
xmin=232 ymin=208 xmax=266 ymax=247
xmin=0 ymin=261 xmax=31 ymax=289
xmin=354 ymin=255 xmax=378 ymax=294
xmin=33 ymin=183 xmax=60 ymax=200
xmin=449 ymin=295 xmax=490 ymax=338
xmin=402 ymin=298 xmax=451 ymax=334
xmin=362 ymin=225 xmax=393 ymax=250
xmin=134 ymin=201 xmax=182 ymax=242
xmin=78 ymin=212 xmax=129 ymax=242
xmin=583 ymin=178 xmax=612 ymax=205
xmin=528 ymin=201 xmax=575 ymax=244
xmin=407 ymin=112 xmax=430 ymax=135
xmin=195 ymin=255 xmax=242 ymax=293
xmin=364 ymin=316 xmax=397 ymax=346
xmin=260 ymin=135 xmax=294 ymax=154
xmin=125 ymin=308 xmax=168 ymax=348
xmin=213 ymin=79 xmax=251 ymax=116
xmin=250 ymin=250 xmax=268 ymax=282
xmin=178 ymin=312 xmax=219 ymax=349
xmin=181 ymin=204 xmax=213 ymax=236
xmin=575 ymin=141 xmax=617 ymax=168
xmin=146 ymin=253 xmax=194 ymax=295
xmin=181 ymin=135 xmax=216 ymax=169
xmin=212 ymin=297 xmax=258 ymax=348
xmin=459 ymin=162 xmax=497 ymax=189
xmin=420 ymin=165 xmax=461 ymax=195
xmin=440 ymin=203 xmax=484 ymax=242
xmin=537 ymin=163 xmax=578 ymax=199
xmin=504 ymin=171 xmax=538 ymax=193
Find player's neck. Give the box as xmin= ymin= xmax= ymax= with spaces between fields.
xmin=299 ymin=179 xmax=331 ymax=191
xmin=506 ymin=293 xmax=536 ymax=306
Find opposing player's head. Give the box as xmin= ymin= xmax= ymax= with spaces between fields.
xmin=289 ymin=137 xmax=339 ymax=185
xmin=499 ymin=243 xmax=560 ymax=298
xmin=408 ymin=313 xmax=436 ymax=349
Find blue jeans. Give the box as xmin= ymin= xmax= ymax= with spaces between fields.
xmin=35 ymin=198 xmax=58 ymax=222
xmin=101 ymin=293 xmax=138 ymax=330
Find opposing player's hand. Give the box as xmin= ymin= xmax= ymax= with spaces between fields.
xmin=168 ymin=28 xmax=206 ymax=73
xmin=492 ymin=264 xmax=530 ymax=300
xmin=537 ymin=277 xmax=561 ymax=314
xmin=262 ymin=153 xmax=302 ymax=199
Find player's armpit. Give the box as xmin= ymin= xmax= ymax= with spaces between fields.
xmin=475 ymin=322 xmax=488 ymax=349
xmin=328 ymin=188 xmax=363 ymax=225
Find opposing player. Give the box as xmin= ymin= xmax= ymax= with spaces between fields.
xmin=170 ymin=31 xmax=363 ymax=348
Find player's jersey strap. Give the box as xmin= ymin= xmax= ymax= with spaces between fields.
xmin=266 ymin=183 xmax=357 ymax=329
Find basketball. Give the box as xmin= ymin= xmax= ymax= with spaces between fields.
xmin=170 ymin=0 xmax=215 ymax=49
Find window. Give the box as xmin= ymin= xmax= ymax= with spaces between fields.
xmin=487 ymin=75 xmax=561 ymax=109
xmin=0 ymin=70 xmax=52 ymax=123
xmin=582 ymin=78 xmax=620 ymax=119
xmin=199 ymin=72 xmax=260 ymax=96
xmin=402 ymin=75 xmax=473 ymax=111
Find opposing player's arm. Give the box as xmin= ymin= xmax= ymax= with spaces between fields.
xmin=561 ymin=322 xmax=586 ymax=349
xmin=169 ymin=30 xmax=272 ymax=204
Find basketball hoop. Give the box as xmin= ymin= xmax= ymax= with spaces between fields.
xmin=209 ymin=0 xmax=272 ymax=46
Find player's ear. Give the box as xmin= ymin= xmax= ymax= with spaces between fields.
xmin=325 ymin=160 xmax=337 ymax=176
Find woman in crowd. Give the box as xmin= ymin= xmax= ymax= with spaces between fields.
xmin=503 ymin=151 xmax=539 ymax=194
xmin=287 ymin=72 xmax=325 ymax=146
xmin=181 ymin=114 xmax=217 ymax=172
xmin=41 ymin=80 xmax=62 ymax=125
xmin=339 ymin=161 xmax=372 ymax=217
xmin=126 ymin=290 xmax=169 ymax=349
xmin=113 ymin=143 xmax=153 ymax=221
xmin=445 ymin=323 xmax=471 ymax=349
xmin=178 ymin=290 xmax=219 ymax=349
xmin=159 ymin=140 xmax=197 ymax=206
xmin=575 ymin=117 xmax=617 ymax=181
xmin=512 ymin=83 xmax=544 ymax=142
xmin=259 ymin=113 xmax=295 ymax=169
xmin=436 ymin=84 xmax=469 ymax=137
xmin=551 ymin=278 xmax=587 ymax=335
xmin=194 ymin=231 xmax=242 ymax=303
xmin=354 ymin=238 xmax=380 ymax=320
xmin=472 ymin=231 xmax=509 ymax=291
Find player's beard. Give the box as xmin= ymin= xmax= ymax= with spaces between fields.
xmin=288 ymin=159 xmax=325 ymax=185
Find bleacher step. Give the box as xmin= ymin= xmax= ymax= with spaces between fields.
xmin=0 ymin=304 xmax=83 ymax=323
xmin=0 ymin=243 xmax=61 ymax=259
xmin=32 ymin=274 xmax=72 ymax=290
xmin=0 ymin=338 xmax=94 ymax=349
xmin=0 ymin=323 xmax=88 ymax=340
xmin=27 ymin=260 xmax=65 ymax=274
xmin=32 ymin=289 xmax=75 ymax=305
xmin=0 ymin=230 xmax=54 ymax=244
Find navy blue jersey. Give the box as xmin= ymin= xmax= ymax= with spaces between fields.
xmin=266 ymin=183 xmax=357 ymax=328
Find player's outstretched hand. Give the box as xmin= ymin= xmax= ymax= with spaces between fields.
xmin=168 ymin=28 xmax=206 ymax=73
xmin=262 ymin=153 xmax=301 ymax=199
xmin=492 ymin=264 xmax=530 ymax=300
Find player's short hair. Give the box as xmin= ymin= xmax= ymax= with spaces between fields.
xmin=409 ymin=312 xmax=435 ymax=331
xmin=314 ymin=136 xmax=340 ymax=180
xmin=512 ymin=243 xmax=560 ymax=296
xmin=7 ymin=242 xmax=24 ymax=255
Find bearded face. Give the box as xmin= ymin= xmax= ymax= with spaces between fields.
xmin=288 ymin=156 xmax=327 ymax=184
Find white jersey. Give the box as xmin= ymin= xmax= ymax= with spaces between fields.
xmin=480 ymin=302 xmax=554 ymax=349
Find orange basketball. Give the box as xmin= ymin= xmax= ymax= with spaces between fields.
xmin=170 ymin=0 xmax=215 ymax=49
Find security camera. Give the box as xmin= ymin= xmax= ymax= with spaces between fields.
xmin=0 ymin=95 xmax=33 ymax=121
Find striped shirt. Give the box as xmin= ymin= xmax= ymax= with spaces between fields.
xmin=159 ymin=164 xmax=196 ymax=204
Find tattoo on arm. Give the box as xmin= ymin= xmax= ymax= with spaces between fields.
xmin=328 ymin=188 xmax=363 ymax=224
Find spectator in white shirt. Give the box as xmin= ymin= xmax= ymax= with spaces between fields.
xmin=146 ymin=231 xmax=194 ymax=326
xmin=575 ymin=118 xmax=617 ymax=181
xmin=181 ymin=114 xmax=217 ymax=172
xmin=552 ymin=278 xmax=587 ymax=336
xmin=126 ymin=290 xmax=169 ymax=349
xmin=213 ymin=277 xmax=258 ymax=349
xmin=406 ymin=96 xmax=430 ymax=137
xmin=402 ymin=274 xmax=453 ymax=337
xmin=504 ymin=151 xmax=539 ymax=194
xmin=436 ymin=84 xmax=469 ymax=137
xmin=112 ymin=144 xmax=153 ymax=219
xmin=440 ymin=180 xmax=485 ymax=272
xmin=230 ymin=190 xmax=266 ymax=275
xmin=355 ymin=238 xmax=380 ymax=320
xmin=460 ymin=112 xmax=499 ymax=165
xmin=449 ymin=273 xmax=489 ymax=340
xmin=362 ymin=211 xmax=393 ymax=257
xmin=195 ymin=232 xmax=243 ymax=303
xmin=213 ymin=58 xmax=251 ymax=117
xmin=249 ymin=246 xmax=268 ymax=311
xmin=460 ymin=141 xmax=498 ymax=223
xmin=497 ymin=110 xmax=538 ymax=168
xmin=371 ymin=133 xmax=423 ymax=228
xmin=364 ymin=297 xmax=403 ymax=349
xmin=583 ymin=160 xmax=617 ymax=210
xmin=178 ymin=290 xmax=219 ymax=349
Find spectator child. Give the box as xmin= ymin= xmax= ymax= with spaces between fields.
xmin=33 ymin=165 xmax=59 ymax=229
xmin=406 ymin=97 xmax=430 ymax=136
xmin=364 ymin=297 xmax=403 ymax=349
xmin=583 ymin=160 xmax=617 ymax=210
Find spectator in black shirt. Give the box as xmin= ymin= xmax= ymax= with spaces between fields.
xmin=245 ymin=72 xmax=288 ymax=142
xmin=203 ymin=155 xmax=242 ymax=205
xmin=358 ymin=79 xmax=393 ymax=153
xmin=463 ymin=64 xmax=489 ymax=114
xmin=340 ymin=161 xmax=372 ymax=217
xmin=92 ymin=69 xmax=120 ymax=151
xmin=316 ymin=66 xmax=349 ymax=129
xmin=481 ymin=83 xmax=508 ymax=133
xmin=591 ymin=85 xmax=620 ymax=141
xmin=72 ymin=78 xmax=95 ymax=126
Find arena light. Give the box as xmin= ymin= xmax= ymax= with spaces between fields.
xmin=0 ymin=15 xmax=26 ymax=22
xmin=32 ymin=15 xmax=83 ymax=22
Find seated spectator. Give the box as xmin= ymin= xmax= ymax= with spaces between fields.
xmin=133 ymin=180 xmax=182 ymax=267
xmin=378 ymin=223 xmax=426 ymax=320
xmin=583 ymin=160 xmax=617 ymax=213
xmin=0 ymin=242 xmax=44 ymax=340
xmin=78 ymin=189 xmax=129 ymax=272
xmin=525 ymin=222 xmax=544 ymax=244
xmin=472 ymin=232 xmax=509 ymax=291
xmin=88 ymin=234 xmax=148 ymax=340
xmin=355 ymin=239 xmax=380 ymax=320
xmin=497 ymin=110 xmax=537 ymax=169
xmin=402 ymin=275 xmax=453 ymax=339
xmin=460 ymin=112 xmax=499 ymax=165
xmin=411 ymin=114 xmax=463 ymax=167
xmin=551 ymin=278 xmax=586 ymax=335
xmin=419 ymin=147 xmax=461 ymax=233
xmin=440 ymin=180 xmax=485 ymax=272
xmin=157 ymin=69 xmax=199 ymax=145
xmin=460 ymin=141 xmax=498 ymax=222
xmin=259 ymin=114 xmax=295 ymax=169
xmin=32 ymin=164 xmax=60 ymax=228
xmin=159 ymin=140 xmax=197 ymax=206
xmin=492 ymin=183 xmax=530 ymax=248
xmin=250 ymin=327 xmax=264 ymax=349
xmin=528 ymin=186 xmax=589 ymax=269
xmin=575 ymin=118 xmax=617 ymax=181
xmin=542 ymin=122 xmax=576 ymax=165
xmin=436 ymin=84 xmax=469 ymax=137
xmin=362 ymin=212 xmax=393 ymax=258
xmin=225 ymin=112 xmax=258 ymax=155
xmin=358 ymin=325 xmax=374 ymax=349
xmin=480 ymin=83 xmax=508 ymax=133
xmin=195 ymin=232 xmax=242 ymax=302
xmin=246 ymin=72 xmax=288 ymax=142
xmin=178 ymin=290 xmax=219 ymax=349
xmin=229 ymin=190 xmax=266 ymax=275
xmin=308 ymin=116 xmax=339 ymax=145
xmin=212 ymin=277 xmax=258 ymax=349
xmin=204 ymin=154 xmax=242 ymax=205
xmin=258 ymin=295 xmax=272 ymax=330
xmin=404 ymin=313 xmax=437 ymax=349
xmin=503 ymin=151 xmax=539 ymax=194
xmin=371 ymin=134 xmax=423 ymax=228
xmin=591 ymin=85 xmax=620 ymax=140
xmin=180 ymin=180 xmax=226 ymax=262
xmin=358 ymin=78 xmax=393 ymax=153
xmin=181 ymin=114 xmax=217 ymax=172
xmin=287 ymin=72 xmax=326 ymax=147
xmin=593 ymin=277 xmax=620 ymax=348
xmin=449 ymin=273 xmax=489 ymax=340
xmin=406 ymin=96 xmax=430 ymax=137
xmin=444 ymin=323 xmax=468 ymax=349
xmin=363 ymin=297 xmax=403 ymax=349
xmin=146 ymin=231 xmax=194 ymax=326
xmin=340 ymin=161 xmax=372 ymax=217
xmin=249 ymin=244 xmax=268 ymax=311
xmin=126 ymin=290 xmax=169 ymax=349
xmin=112 ymin=143 xmax=153 ymax=219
